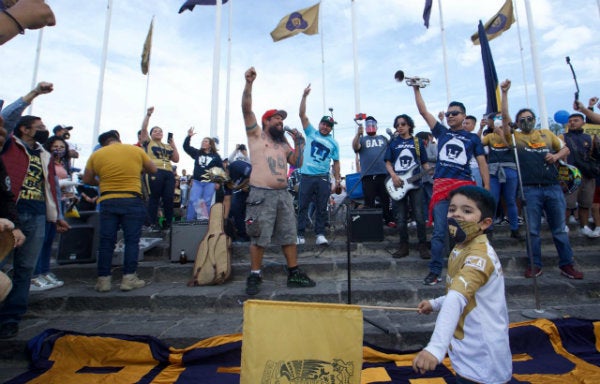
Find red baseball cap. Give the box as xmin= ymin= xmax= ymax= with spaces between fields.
xmin=262 ymin=109 xmax=287 ymax=124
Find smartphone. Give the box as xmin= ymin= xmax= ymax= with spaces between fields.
xmin=167 ymin=132 xmax=173 ymax=142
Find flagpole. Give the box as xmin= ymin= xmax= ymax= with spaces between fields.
xmin=27 ymin=29 xmax=44 ymax=115
xmin=209 ymin=0 xmax=223 ymax=140
xmin=351 ymin=0 xmax=360 ymax=114
xmin=512 ymin=0 xmax=529 ymax=108
xmin=93 ymin=0 xmax=113 ymax=148
xmin=144 ymin=16 xmax=155 ymax=114
xmin=437 ymin=0 xmax=451 ymax=105
xmin=523 ymin=0 xmax=548 ymax=129
xmin=223 ymin=0 xmax=232 ymax=155
xmin=320 ymin=0 xmax=326 ymax=116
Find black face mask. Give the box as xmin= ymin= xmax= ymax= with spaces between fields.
xmin=33 ymin=130 xmax=50 ymax=144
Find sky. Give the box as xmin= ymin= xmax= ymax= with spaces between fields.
xmin=1 ymin=0 xmax=599 ymax=176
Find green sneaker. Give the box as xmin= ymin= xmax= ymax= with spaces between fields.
xmin=287 ymin=269 xmax=316 ymax=288
xmin=245 ymin=273 xmax=262 ymax=296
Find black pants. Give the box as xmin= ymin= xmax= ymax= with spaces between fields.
xmin=361 ymin=174 xmax=392 ymax=223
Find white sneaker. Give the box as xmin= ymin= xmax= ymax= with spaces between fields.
xmin=297 ymin=236 xmax=305 ymax=245
xmin=569 ymin=215 xmax=578 ymax=224
xmin=30 ymin=276 xmax=54 ymax=292
xmin=315 ymin=234 xmax=329 ymax=245
xmin=42 ymin=273 xmax=64 ymax=288
xmin=564 ymin=225 xmax=569 ymax=233
xmin=593 ymin=227 xmax=600 ymax=237
xmin=580 ymin=225 xmax=599 ymax=238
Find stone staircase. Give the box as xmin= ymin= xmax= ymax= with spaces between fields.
xmin=0 ymin=221 xmax=599 ymax=381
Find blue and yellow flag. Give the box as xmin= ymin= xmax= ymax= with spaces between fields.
xmin=471 ymin=0 xmax=515 ymax=45
xmin=5 ymin=318 xmax=600 ymax=383
xmin=478 ymin=20 xmax=501 ymax=115
xmin=271 ymin=3 xmax=320 ymax=42
xmin=178 ymin=0 xmax=229 ymax=14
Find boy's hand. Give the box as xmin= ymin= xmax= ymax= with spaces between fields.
xmin=417 ymin=300 xmax=433 ymax=314
xmin=413 ymin=350 xmax=439 ymax=374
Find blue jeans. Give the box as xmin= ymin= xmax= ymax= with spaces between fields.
xmin=430 ymin=199 xmax=450 ymax=276
xmin=186 ymin=180 xmax=215 ymax=221
xmin=34 ymin=221 xmax=57 ymax=276
xmin=0 ymin=212 xmax=46 ymax=325
xmin=297 ymin=174 xmax=330 ymax=236
xmin=490 ymin=168 xmax=520 ymax=231
xmin=97 ymin=198 xmax=146 ymax=277
xmin=422 ymin=182 xmax=433 ymax=222
xmin=147 ymin=169 xmax=175 ymax=227
xmin=523 ymin=184 xmax=573 ymax=268
xmin=394 ymin=187 xmax=427 ymax=244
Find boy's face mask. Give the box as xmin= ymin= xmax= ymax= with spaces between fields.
xmin=448 ymin=217 xmax=483 ymax=243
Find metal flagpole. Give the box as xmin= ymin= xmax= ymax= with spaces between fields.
xmin=209 ymin=0 xmax=223 ymax=140
xmin=223 ymin=2 xmax=232 ymax=155
xmin=93 ymin=0 xmax=113 ymax=148
xmin=437 ymin=0 xmax=451 ymax=105
xmin=27 ymin=29 xmax=44 ymax=115
xmin=320 ymin=0 xmax=326 ymax=116
xmin=523 ymin=0 xmax=548 ymax=129
xmin=512 ymin=0 xmax=530 ymax=108
xmin=351 ymin=0 xmax=360 ymax=114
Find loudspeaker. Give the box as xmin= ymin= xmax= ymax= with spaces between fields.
xmin=57 ymin=211 xmax=99 ymax=264
xmin=349 ymin=208 xmax=383 ymax=242
xmin=170 ymin=220 xmax=208 ymax=262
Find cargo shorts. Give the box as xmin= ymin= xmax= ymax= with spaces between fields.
xmin=245 ymin=187 xmax=297 ymax=247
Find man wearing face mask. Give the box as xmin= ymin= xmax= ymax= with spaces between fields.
xmin=501 ymin=79 xmax=583 ymax=280
xmin=352 ymin=116 xmax=394 ymax=228
xmin=0 ymin=115 xmax=69 ymax=339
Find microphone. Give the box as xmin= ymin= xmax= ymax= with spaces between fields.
xmin=283 ymin=126 xmax=295 ymax=134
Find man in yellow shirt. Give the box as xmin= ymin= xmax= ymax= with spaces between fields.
xmin=83 ymin=130 xmax=157 ymax=292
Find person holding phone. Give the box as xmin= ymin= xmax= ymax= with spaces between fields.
xmin=139 ymin=107 xmax=179 ymax=230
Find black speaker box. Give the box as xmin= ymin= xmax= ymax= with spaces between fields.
xmin=57 ymin=211 xmax=99 ymax=264
xmin=170 ymin=220 xmax=208 ymax=262
xmin=349 ymin=208 xmax=384 ymax=242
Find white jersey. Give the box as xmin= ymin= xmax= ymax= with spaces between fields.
xmin=425 ymin=234 xmax=512 ymax=383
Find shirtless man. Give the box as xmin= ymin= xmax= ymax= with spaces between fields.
xmin=241 ymin=66 xmax=316 ymax=296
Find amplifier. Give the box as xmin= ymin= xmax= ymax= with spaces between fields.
xmin=170 ymin=220 xmax=208 ymax=262
xmin=348 ymin=208 xmax=383 ymax=242
xmin=57 ymin=211 xmax=99 ymax=264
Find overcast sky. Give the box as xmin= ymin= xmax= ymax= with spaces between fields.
xmin=1 ymin=0 xmax=599 ymax=175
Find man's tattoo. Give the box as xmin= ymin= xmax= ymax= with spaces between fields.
xmin=246 ymin=123 xmax=257 ymax=131
xmin=267 ymin=156 xmax=282 ymax=176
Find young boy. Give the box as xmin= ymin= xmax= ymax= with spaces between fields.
xmin=412 ymin=186 xmax=512 ymax=383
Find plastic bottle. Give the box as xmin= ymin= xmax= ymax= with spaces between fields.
xmin=179 ymin=249 xmax=187 ymax=264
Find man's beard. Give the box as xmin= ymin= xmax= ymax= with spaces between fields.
xmin=268 ymin=125 xmax=286 ymax=143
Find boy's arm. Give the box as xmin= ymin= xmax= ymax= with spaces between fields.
xmin=423 ymin=290 xmax=467 ymax=362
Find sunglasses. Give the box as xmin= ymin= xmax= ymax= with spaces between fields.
xmin=518 ymin=116 xmax=535 ymax=124
xmin=445 ymin=111 xmax=462 ymax=118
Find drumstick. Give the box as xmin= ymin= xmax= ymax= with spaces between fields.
xmin=360 ymin=304 xmax=418 ymax=312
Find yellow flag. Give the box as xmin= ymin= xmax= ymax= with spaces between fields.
xmin=240 ymin=300 xmax=363 ymax=384
xmin=270 ymin=3 xmax=320 ymax=42
xmin=141 ymin=19 xmax=153 ymax=75
xmin=471 ymin=0 xmax=515 ymax=45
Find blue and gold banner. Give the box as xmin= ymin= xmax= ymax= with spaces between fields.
xmin=6 ymin=318 xmax=600 ymax=383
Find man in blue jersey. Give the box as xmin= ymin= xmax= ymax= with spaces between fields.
xmin=411 ymin=85 xmax=489 ymax=285
xmin=296 ymin=84 xmax=341 ymax=246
